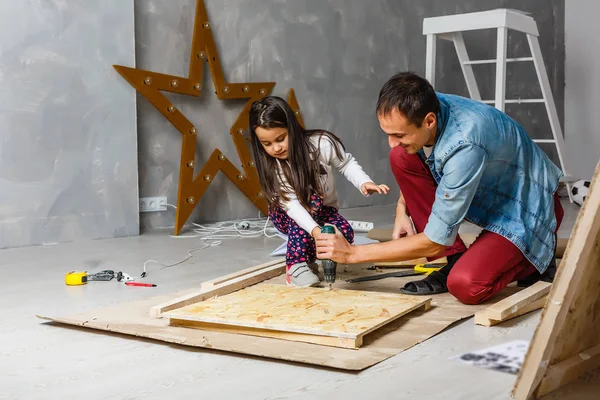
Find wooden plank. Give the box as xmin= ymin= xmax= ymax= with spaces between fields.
xmin=170 ymin=319 xmax=361 ymax=349
xmin=200 ymin=258 xmax=285 ymax=290
xmin=513 ymin=161 xmax=600 ymax=399
xmin=474 ymin=295 xmax=547 ymax=327
xmin=374 ymin=257 xmax=447 ymax=268
xmin=483 ymin=281 xmax=551 ymax=321
xmin=164 ymin=284 xmax=431 ymax=347
xmin=149 ymin=263 xmax=285 ymax=318
xmin=538 ymin=344 xmax=600 ymax=396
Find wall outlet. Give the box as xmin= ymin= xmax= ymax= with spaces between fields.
xmin=348 ymin=220 xmax=374 ymax=233
xmin=139 ymin=196 xmax=167 ymax=212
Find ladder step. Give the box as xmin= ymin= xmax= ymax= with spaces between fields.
xmin=482 ymin=99 xmax=545 ymax=104
xmin=463 ymin=57 xmax=534 ymax=65
xmin=533 ymin=139 xmax=556 ymax=143
xmin=560 ymin=175 xmax=577 ymax=183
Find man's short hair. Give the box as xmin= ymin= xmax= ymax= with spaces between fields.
xmin=376 ymin=72 xmax=440 ymax=127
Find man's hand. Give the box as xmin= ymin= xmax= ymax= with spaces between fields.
xmin=393 ymin=212 xmax=415 ymax=240
xmin=315 ymin=224 xmax=355 ymax=264
xmin=360 ymin=182 xmax=390 ymax=196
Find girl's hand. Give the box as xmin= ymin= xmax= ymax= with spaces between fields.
xmin=361 ymin=182 xmax=390 ymax=196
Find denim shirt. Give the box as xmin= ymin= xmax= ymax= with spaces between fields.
xmin=422 ymin=93 xmax=563 ymax=273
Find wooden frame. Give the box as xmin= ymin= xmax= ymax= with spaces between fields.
xmin=166 ymin=284 xmax=432 ymax=349
xmin=114 ymin=0 xmax=304 ymax=235
xmin=513 ymin=161 xmax=600 ymax=399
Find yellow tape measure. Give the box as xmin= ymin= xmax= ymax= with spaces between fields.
xmin=414 ymin=264 xmax=442 ymax=276
xmin=65 ymin=271 xmax=88 ymax=286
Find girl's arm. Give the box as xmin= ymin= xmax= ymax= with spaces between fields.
xmin=284 ymin=198 xmax=321 ymax=237
xmin=277 ymin=173 xmax=321 ymax=237
xmin=319 ymin=135 xmax=373 ymax=191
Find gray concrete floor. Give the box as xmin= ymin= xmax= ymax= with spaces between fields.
xmin=1 ymin=200 xmax=593 ymax=400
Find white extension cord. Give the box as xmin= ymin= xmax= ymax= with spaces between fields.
xmin=134 ymin=205 xmax=280 ymax=279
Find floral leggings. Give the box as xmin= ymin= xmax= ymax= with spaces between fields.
xmin=268 ymin=194 xmax=355 ymax=268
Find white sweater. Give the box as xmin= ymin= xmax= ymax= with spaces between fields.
xmin=275 ymin=134 xmax=373 ymax=235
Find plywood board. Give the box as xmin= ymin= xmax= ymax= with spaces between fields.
xmin=164 ymin=284 xmax=431 ymax=349
xmin=38 ymin=267 xmax=522 ymax=371
xmin=513 ymin=161 xmax=600 ymax=399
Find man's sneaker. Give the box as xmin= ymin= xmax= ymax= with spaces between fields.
xmin=286 ymin=262 xmax=320 ymax=287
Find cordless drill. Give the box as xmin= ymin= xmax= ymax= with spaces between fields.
xmin=320 ymin=225 xmax=337 ymax=289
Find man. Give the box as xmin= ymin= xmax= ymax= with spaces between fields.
xmin=315 ymin=72 xmax=564 ymax=305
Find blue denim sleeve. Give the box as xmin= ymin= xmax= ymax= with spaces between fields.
xmin=423 ymin=143 xmax=488 ymax=246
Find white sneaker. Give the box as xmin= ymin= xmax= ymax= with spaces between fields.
xmin=286 ymin=263 xmax=320 ymax=287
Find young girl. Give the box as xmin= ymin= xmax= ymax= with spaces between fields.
xmin=249 ymin=96 xmax=389 ymax=287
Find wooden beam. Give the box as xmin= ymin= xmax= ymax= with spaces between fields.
xmin=538 ymin=343 xmax=600 ymax=396
xmin=483 ymin=281 xmax=551 ymax=321
xmin=200 ymin=258 xmax=285 ymax=290
xmin=474 ymin=295 xmax=547 ymax=327
xmin=150 ymin=262 xmax=285 ymax=318
xmin=374 ymin=257 xmax=447 ymax=268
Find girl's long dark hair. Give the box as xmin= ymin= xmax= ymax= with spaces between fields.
xmin=249 ymin=96 xmax=345 ymax=210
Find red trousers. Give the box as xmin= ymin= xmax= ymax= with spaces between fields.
xmin=389 ymin=146 xmax=564 ymax=305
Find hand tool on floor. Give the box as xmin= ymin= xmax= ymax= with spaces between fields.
xmin=345 ymin=264 xmax=442 ymax=283
xmin=125 ymin=281 xmax=157 ymax=287
xmin=65 ymin=270 xmax=118 ymax=286
xmin=321 ymin=225 xmax=337 ymax=289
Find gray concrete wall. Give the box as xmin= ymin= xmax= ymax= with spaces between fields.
xmin=0 ymin=1 xmax=138 ymax=248
xmin=137 ymin=0 xmax=565 ymax=230
xmin=565 ymin=0 xmax=600 ymax=181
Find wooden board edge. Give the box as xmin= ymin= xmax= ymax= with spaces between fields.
xmin=200 ymin=258 xmax=285 ymax=290
xmin=150 ymin=263 xmax=286 ymax=318
xmin=474 ymin=296 xmax=547 ymax=327
xmin=170 ymin=318 xmax=361 ymax=349
xmin=358 ymin=297 xmax=432 ymax=338
xmin=374 ymin=258 xmax=447 ymax=267
xmin=537 ymin=343 xmax=600 ymax=397
xmin=484 ymin=281 xmax=551 ymax=320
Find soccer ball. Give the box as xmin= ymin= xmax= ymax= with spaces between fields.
xmin=571 ymin=179 xmax=591 ymax=206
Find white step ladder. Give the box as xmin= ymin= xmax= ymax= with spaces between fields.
xmin=422 ymin=8 xmax=575 ymax=202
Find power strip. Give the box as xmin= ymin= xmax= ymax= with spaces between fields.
xmin=348 ymin=220 xmax=374 ymax=233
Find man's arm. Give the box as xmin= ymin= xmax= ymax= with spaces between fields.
xmin=315 ymin=229 xmax=445 ymax=264
xmin=316 ymin=143 xmax=488 ymax=264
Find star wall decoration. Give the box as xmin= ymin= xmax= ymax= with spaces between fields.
xmin=114 ymin=0 xmax=304 ymax=235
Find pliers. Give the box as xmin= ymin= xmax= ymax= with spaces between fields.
xmin=345 ymin=264 xmax=442 ymax=283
